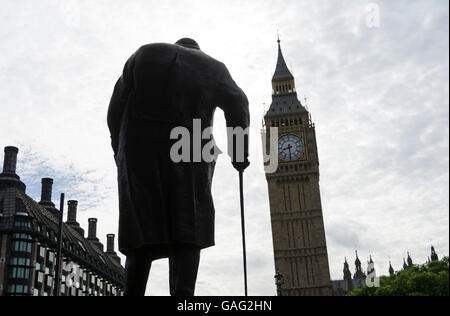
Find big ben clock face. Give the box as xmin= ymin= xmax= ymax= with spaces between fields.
xmin=278 ymin=134 xmax=304 ymax=161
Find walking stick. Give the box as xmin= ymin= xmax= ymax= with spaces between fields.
xmin=239 ymin=170 xmax=248 ymax=296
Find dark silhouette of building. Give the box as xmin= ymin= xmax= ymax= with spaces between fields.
xmin=353 ymin=251 xmax=366 ymax=280
xmin=430 ymin=246 xmax=439 ymax=262
xmin=0 ymin=146 xmax=124 ymax=296
xmin=331 ymin=247 xmax=443 ymax=295
xmin=389 ymin=261 xmax=395 ymax=276
xmin=343 ymin=258 xmax=353 ymax=292
xmin=407 ymin=252 xmax=413 ymax=268
xmin=332 ymin=251 xmax=367 ymax=296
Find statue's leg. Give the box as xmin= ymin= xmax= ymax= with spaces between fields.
xmin=169 ymin=245 xmax=201 ymax=296
xmin=124 ymin=248 xmax=152 ymax=296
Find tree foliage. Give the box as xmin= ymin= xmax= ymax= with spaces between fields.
xmin=347 ymin=257 xmax=449 ymax=296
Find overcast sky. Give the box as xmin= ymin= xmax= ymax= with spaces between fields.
xmin=1 ymin=0 xmax=448 ymax=296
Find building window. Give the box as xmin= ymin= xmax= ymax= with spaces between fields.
xmin=14 ymin=218 xmax=31 ymax=229
xmin=47 ymin=251 xmax=55 ymax=264
xmin=9 ymin=267 xmax=31 ymax=279
xmin=10 ymin=257 xmax=31 ymax=266
xmin=13 ymin=240 xmax=32 ymax=253
xmin=9 ymin=256 xmax=32 ymax=280
xmin=37 ymin=272 xmax=44 ymax=284
xmin=7 ymin=284 xmax=29 ymax=296
xmin=13 ymin=233 xmax=32 ymax=240
xmin=46 ymin=275 xmax=53 ymax=288
xmin=39 ymin=246 xmax=45 ymax=258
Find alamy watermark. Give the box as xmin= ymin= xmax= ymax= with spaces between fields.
xmin=365 ymin=3 xmax=381 ymax=28
xmin=169 ymin=119 xmax=279 ymax=173
xmin=365 ymin=262 xmax=380 ymax=288
xmin=58 ymin=0 xmax=81 ymax=28
xmin=261 ymin=127 xmax=279 ymax=174
xmin=64 ymin=262 xmax=82 ymax=289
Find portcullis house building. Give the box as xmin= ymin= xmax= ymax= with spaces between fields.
xmin=0 ymin=146 xmax=125 ymax=296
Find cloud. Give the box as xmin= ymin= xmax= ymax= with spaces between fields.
xmin=1 ymin=0 xmax=448 ymax=295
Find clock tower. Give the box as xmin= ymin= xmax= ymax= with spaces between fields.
xmin=264 ymin=38 xmax=332 ymax=296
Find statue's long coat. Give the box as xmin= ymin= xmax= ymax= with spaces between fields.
xmin=107 ymin=43 xmax=249 ymax=257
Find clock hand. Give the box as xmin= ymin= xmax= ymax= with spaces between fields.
xmin=283 ymin=144 xmax=293 ymax=152
xmin=283 ymin=144 xmax=293 ymax=160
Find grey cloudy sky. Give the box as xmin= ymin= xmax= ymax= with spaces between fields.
xmin=0 ymin=0 xmax=448 ymax=296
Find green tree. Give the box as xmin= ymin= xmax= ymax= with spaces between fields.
xmin=347 ymin=257 xmax=449 ymax=296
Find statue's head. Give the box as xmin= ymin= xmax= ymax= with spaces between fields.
xmin=175 ymin=38 xmax=201 ymax=50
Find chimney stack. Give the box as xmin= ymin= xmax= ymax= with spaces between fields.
xmin=67 ymin=200 xmax=78 ymax=223
xmin=0 ymin=146 xmax=25 ymax=192
xmin=88 ymin=218 xmax=99 ymax=241
xmin=66 ymin=200 xmax=85 ymax=236
xmin=40 ymin=178 xmax=55 ymax=207
xmin=88 ymin=218 xmax=104 ymax=251
xmin=2 ymin=146 xmax=19 ymax=175
xmin=107 ymin=234 xmax=116 ymax=254
xmin=106 ymin=234 xmax=121 ymax=264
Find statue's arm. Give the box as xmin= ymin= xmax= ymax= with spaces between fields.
xmin=107 ymin=54 xmax=136 ymax=156
xmin=216 ymin=65 xmax=250 ymax=169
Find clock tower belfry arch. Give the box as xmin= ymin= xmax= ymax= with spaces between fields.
xmin=264 ymin=38 xmax=332 ymax=296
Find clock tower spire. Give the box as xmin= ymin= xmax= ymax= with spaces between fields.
xmin=264 ymin=38 xmax=332 ymax=296
xmin=267 ymin=38 xmax=307 ymax=117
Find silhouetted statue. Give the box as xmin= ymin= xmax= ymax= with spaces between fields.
xmin=107 ymin=38 xmax=250 ymax=296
